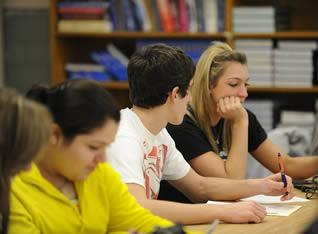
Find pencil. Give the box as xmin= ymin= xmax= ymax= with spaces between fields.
xmin=206 ymin=219 xmax=219 ymax=234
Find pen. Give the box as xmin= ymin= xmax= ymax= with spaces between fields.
xmin=277 ymin=152 xmax=288 ymax=196
xmin=206 ymin=219 xmax=219 ymax=234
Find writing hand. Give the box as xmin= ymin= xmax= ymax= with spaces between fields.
xmin=261 ymin=173 xmax=295 ymax=200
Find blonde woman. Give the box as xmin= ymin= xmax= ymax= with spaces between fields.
xmin=158 ymin=41 xmax=318 ymax=203
xmin=0 ymin=88 xmax=52 ymax=234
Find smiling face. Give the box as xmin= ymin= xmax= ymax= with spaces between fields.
xmin=210 ymin=61 xmax=249 ymax=104
xmin=53 ymin=119 xmax=119 ymax=181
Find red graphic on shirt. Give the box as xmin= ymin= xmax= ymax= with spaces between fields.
xmin=143 ymin=144 xmax=168 ymax=200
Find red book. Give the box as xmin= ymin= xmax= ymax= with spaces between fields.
xmin=60 ymin=13 xmax=104 ymax=20
xmin=156 ymin=0 xmax=175 ymax=32
xmin=177 ymin=0 xmax=188 ymax=32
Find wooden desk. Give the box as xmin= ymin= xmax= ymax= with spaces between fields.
xmin=186 ymin=189 xmax=318 ymax=234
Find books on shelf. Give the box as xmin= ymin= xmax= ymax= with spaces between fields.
xmin=273 ymin=40 xmax=316 ymax=87
xmin=277 ymin=40 xmax=317 ymax=50
xmin=273 ymin=81 xmax=312 ymax=87
xmin=232 ymin=6 xmax=290 ymax=33
xmin=64 ymin=63 xmax=110 ymax=82
xmin=196 ymin=0 xmax=205 ymax=32
xmin=279 ymin=110 xmax=315 ymax=128
xmin=234 ymin=39 xmax=272 ymax=49
xmin=274 ymin=62 xmax=313 ymax=73
xmin=273 ymin=50 xmax=313 ymax=60
xmin=314 ymin=50 xmax=318 ymax=85
xmin=58 ymin=6 xmax=105 ymax=15
xmin=64 ymin=43 xmax=129 ymax=82
xmin=186 ymin=0 xmax=198 ymax=33
xmin=57 ymin=0 xmax=112 ymax=32
xmin=156 ymin=0 xmax=175 ymax=32
xmin=233 ymin=6 xmax=276 ymax=16
xmin=58 ymin=20 xmax=111 ymax=32
xmin=178 ymin=0 xmax=189 ymax=32
xmin=91 ymin=43 xmax=128 ymax=81
xmin=106 ymin=43 xmax=129 ymax=66
xmin=203 ymin=0 xmax=217 ymax=33
xmin=235 ymin=39 xmax=273 ymax=87
xmin=217 ymin=0 xmax=224 ymax=32
xmin=57 ymin=0 xmax=225 ymax=33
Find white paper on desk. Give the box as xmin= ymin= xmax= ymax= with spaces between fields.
xmin=265 ymin=204 xmax=301 ymax=216
xmin=207 ymin=201 xmax=302 ymax=216
xmin=240 ymin=195 xmax=309 ymax=204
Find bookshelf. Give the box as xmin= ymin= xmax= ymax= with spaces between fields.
xmin=50 ymin=0 xmax=318 ymax=109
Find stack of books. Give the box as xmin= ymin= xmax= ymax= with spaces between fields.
xmin=278 ymin=110 xmax=315 ymax=128
xmin=234 ymin=39 xmax=273 ymax=87
xmin=64 ymin=43 xmax=129 ymax=82
xmin=91 ymin=43 xmax=129 ymax=81
xmin=65 ymin=63 xmax=110 ymax=82
xmin=273 ymin=40 xmax=317 ymax=87
xmin=57 ymin=1 xmax=112 ymax=32
xmin=232 ymin=6 xmax=290 ymax=33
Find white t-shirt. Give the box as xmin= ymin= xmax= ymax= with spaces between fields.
xmin=107 ymin=108 xmax=190 ymax=200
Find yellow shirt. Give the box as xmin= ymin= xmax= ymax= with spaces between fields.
xmin=9 ymin=163 xmax=173 ymax=234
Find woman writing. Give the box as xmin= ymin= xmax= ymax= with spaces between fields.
xmin=0 ymin=88 xmax=52 ymax=234
xmin=158 ymin=41 xmax=318 ymax=203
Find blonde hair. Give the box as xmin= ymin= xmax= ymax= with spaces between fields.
xmin=0 ymin=88 xmax=52 ymax=234
xmin=189 ymin=41 xmax=247 ymax=154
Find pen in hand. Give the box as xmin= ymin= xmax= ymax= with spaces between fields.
xmin=277 ymin=152 xmax=288 ymax=196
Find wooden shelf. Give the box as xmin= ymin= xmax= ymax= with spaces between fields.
xmin=101 ymin=82 xmax=129 ymax=90
xmin=56 ymin=31 xmax=227 ymax=39
xmin=57 ymin=31 xmax=318 ymax=40
xmin=248 ymin=86 xmax=318 ymax=93
xmin=234 ymin=31 xmax=318 ymax=39
xmin=99 ymin=82 xmax=318 ymax=94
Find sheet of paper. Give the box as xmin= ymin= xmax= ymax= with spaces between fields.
xmin=240 ymin=195 xmax=309 ymax=204
xmin=265 ymin=204 xmax=301 ymax=216
xmin=207 ymin=201 xmax=302 ymax=216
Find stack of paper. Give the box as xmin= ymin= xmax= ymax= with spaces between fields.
xmin=207 ymin=195 xmax=309 ymax=216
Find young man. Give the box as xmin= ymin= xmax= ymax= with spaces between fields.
xmin=107 ymin=43 xmax=294 ymax=225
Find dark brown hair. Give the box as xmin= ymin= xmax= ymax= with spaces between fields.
xmin=127 ymin=43 xmax=195 ymax=109
xmin=26 ymin=79 xmax=120 ymax=142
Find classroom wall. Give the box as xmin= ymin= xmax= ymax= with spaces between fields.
xmin=0 ymin=1 xmax=4 ymax=87
xmin=2 ymin=0 xmax=50 ymax=94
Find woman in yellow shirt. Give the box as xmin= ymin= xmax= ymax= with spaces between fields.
xmin=9 ymin=79 xmax=175 ymax=234
xmin=0 ymin=88 xmax=52 ymax=234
